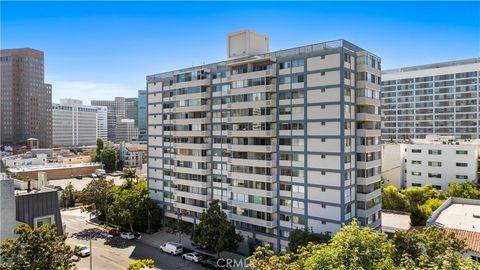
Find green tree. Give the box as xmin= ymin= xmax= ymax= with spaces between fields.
xmin=248 ymin=222 xmax=479 ymax=270
xmin=305 ymin=220 xmax=396 ymax=270
xmin=0 ymin=224 xmax=76 ymax=270
xmin=121 ymin=167 xmax=137 ymax=188
xmin=78 ymin=177 xmax=114 ymax=222
xmin=60 ymin=182 xmax=76 ymax=208
xmin=382 ymin=185 xmax=408 ymax=211
xmin=95 ymin=138 xmax=104 ymax=162
xmin=191 ymin=200 xmax=243 ymax=256
xmin=393 ymin=226 xmax=466 ymax=266
xmin=446 ymin=181 xmax=480 ymax=199
xmin=288 ymin=227 xmax=331 ymax=252
xmin=410 ymin=198 xmax=444 ymax=226
xmin=100 ymin=147 xmax=116 ymax=172
xmin=166 ymin=214 xmax=192 ymax=243
xmin=127 ymin=259 xmax=154 ymax=270
xmin=108 ymin=180 xmax=153 ymax=232
xmin=402 ymin=184 xmax=444 ymax=209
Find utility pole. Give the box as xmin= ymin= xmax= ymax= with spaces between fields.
xmin=89 ymin=237 xmax=92 ymax=270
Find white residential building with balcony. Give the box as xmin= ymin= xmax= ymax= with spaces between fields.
xmin=147 ymin=30 xmax=382 ymax=251
xmin=382 ymin=135 xmax=480 ymax=191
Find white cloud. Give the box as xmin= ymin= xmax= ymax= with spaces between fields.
xmin=49 ymin=80 xmax=136 ymax=104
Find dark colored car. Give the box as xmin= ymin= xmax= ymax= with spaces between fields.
xmin=108 ymin=228 xmax=121 ymax=236
xmin=201 ymin=258 xmax=231 ymax=269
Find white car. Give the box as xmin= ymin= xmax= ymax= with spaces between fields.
xmin=120 ymin=232 xmax=135 ymax=240
xmin=182 ymin=252 xmax=203 ymax=263
xmin=75 ymin=244 xmax=91 ymax=257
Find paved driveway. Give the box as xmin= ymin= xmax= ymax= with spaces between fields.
xmin=62 ymin=208 xmax=206 ymax=270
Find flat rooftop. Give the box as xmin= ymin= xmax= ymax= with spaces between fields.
xmin=381 ymin=211 xmax=411 ymax=233
xmin=427 ymin=197 xmax=480 ymax=233
xmin=383 ymin=58 xmax=479 ymax=74
xmin=7 ymin=162 xmax=102 ymax=173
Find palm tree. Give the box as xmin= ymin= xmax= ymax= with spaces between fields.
xmin=121 ymin=168 xmax=137 ymax=188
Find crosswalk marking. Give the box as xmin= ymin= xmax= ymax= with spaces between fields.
xmin=63 ymin=217 xmax=86 ymax=224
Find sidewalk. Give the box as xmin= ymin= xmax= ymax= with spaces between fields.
xmin=139 ymin=231 xmax=249 ymax=269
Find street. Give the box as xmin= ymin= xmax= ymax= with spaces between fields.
xmin=62 ymin=208 xmax=205 ymax=270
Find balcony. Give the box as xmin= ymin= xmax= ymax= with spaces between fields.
xmin=357 ymin=113 xmax=381 ymax=122
xmin=170 ymin=78 xmax=210 ymax=90
xmin=171 ymin=117 xmax=209 ymax=125
xmin=170 ymin=91 xmax=209 ymax=102
xmin=173 ymin=201 xmax=207 ymax=213
xmin=228 ymin=158 xmax=273 ymax=168
xmin=356 ymin=129 xmax=381 ymax=137
xmin=357 ymin=174 xmax=381 ymax=186
xmin=229 ymin=171 xmax=273 ymax=182
xmin=224 ymin=66 xmax=277 ymax=82
xmin=228 ymin=130 xmax=275 ymax=137
xmin=357 ymin=188 xmax=381 ymax=202
xmin=173 ymin=155 xmax=208 ymax=163
xmin=173 ymin=190 xmax=208 ymax=201
xmin=171 ymin=130 xmax=208 ymax=137
xmin=228 ymin=200 xmax=274 ymax=213
xmin=357 ymin=159 xmax=381 ymax=169
xmin=357 ymin=144 xmax=381 ymax=153
xmin=173 ymin=178 xmax=209 ymax=188
xmin=227 ymin=84 xmax=276 ymax=97
xmin=228 ymin=99 xmax=276 ymax=110
xmin=356 ymin=96 xmax=380 ymax=106
xmin=229 ymin=186 xmax=273 ymax=198
xmin=172 ymin=105 xmax=209 ymax=113
xmin=172 ymin=166 xmax=208 ymax=175
xmin=228 ymin=144 xmax=274 ymax=153
xmin=172 ymin=143 xmax=208 ymax=150
xmin=228 ymin=115 xmax=274 ymax=123
xmin=228 ymin=213 xmax=275 ymax=228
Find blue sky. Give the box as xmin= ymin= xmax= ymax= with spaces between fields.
xmin=2 ymin=1 xmax=479 ymax=103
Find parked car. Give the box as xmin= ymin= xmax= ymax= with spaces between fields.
xmin=75 ymin=244 xmax=90 ymax=257
xmin=160 ymin=242 xmax=183 ymax=255
xmin=72 ymin=255 xmax=80 ymax=262
xmin=108 ymin=228 xmax=121 ymax=236
xmin=75 ymin=175 xmax=82 ymax=179
xmin=120 ymin=232 xmax=135 ymax=240
xmin=182 ymin=252 xmax=203 ymax=263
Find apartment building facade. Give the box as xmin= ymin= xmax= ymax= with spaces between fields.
xmin=52 ymin=99 xmax=107 ymax=146
xmin=383 ymin=135 xmax=480 ymax=191
xmin=91 ymin=97 xmax=138 ymax=142
xmin=381 ymin=58 xmax=480 ymax=141
xmin=0 ymin=48 xmax=52 ymax=148
xmin=147 ymin=30 xmax=382 ymax=251
xmin=138 ymin=90 xmax=148 ymax=142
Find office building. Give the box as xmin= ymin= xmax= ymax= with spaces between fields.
xmin=115 ymin=119 xmax=138 ymax=143
xmin=147 ymin=30 xmax=382 ymax=251
xmin=52 ymin=99 xmax=106 ymax=147
xmin=382 ymin=135 xmax=480 ymax=191
xmin=138 ymin=90 xmax=148 ymax=141
xmin=0 ymin=48 xmax=52 ymax=148
xmin=91 ymin=97 xmax=138 ymax=142
xmin=381 ymin=58 xmax=480 ymax=141
xmin=94 ymin=106 xmax=108 ymax=142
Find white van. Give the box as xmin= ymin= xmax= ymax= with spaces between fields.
xmin=160 ymin=242 xmax=183 ymax=255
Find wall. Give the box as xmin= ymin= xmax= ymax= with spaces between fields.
xmin=381 ymin=144 xmax=406 ymax=188
xmin=13 ymin=164 xmax=103 ymax=180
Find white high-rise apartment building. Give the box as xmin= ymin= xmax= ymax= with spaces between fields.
xmin=52 ymin=99 xmax=107 ymax=146
xmin=381 ymin=58 xmax=480 ymax=141
xmin=382 ymin=135 xmax=480 ymax=191
xmin=147 ymin=30 xmax=382 ymax=251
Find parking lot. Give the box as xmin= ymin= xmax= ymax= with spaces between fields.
xmin=62 ymin=208 xmax=208 ymax=270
